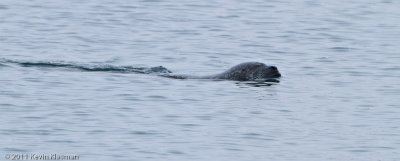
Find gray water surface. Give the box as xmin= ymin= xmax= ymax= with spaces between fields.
xmin=1 ymin=0 xmax=400 ymax=161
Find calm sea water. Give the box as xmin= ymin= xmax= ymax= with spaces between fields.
xmin=1 ymin=0 xmax=400 ymax=160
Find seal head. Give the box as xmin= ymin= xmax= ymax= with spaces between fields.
xmin=160 ymin=62 xmax=281 ymax=82
xmin=207 ymin=62 xmax=281 ymax=81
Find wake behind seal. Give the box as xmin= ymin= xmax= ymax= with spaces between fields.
xmin=1 ymin=59 xmax=281 ymax=82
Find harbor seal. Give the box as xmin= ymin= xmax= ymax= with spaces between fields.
xmin=1 ymin=58 xmax=281 ymax=82
xmin=163 ymin=62 xmax=281 ymax=81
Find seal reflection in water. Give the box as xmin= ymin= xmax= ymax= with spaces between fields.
xmin=164 ymin=62 xmax=281 ymax=82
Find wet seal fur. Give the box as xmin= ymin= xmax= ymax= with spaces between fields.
xmin=163 ymin=62 xmax=281 ymax=81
